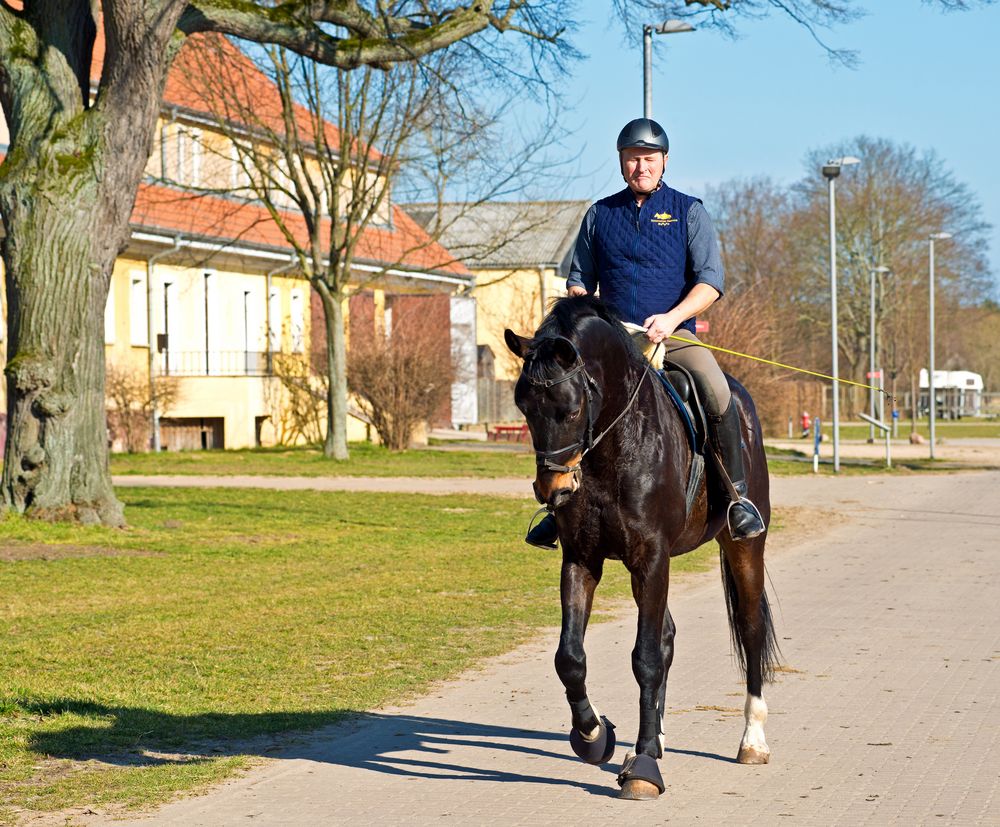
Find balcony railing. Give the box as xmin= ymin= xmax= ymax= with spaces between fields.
xmin=154 ymin=350 xmax=274 ymax=377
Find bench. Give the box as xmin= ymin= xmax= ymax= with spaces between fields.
xmin=489 ymin=424 xmax=529 ymax=443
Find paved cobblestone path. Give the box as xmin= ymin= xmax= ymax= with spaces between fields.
xmin=112 ymin=473 xmax=1000 ymax=826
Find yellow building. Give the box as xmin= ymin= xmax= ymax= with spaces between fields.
xmin=407 ymin=200 xmax=590 ymax=421
xmin=1 ymin=34 xmax=474 ymax=452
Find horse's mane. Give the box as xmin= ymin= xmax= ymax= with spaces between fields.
xmin=524 ymin=296 xmax=647 ymax=383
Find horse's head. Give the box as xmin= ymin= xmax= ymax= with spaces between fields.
xmin=504 ymin=329 xmax=604 ymax=510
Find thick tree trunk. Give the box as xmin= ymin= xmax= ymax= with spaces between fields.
xmin=0 ymin=1 xmax=183 ymax=523
xmin=319 ymin=285 xmax=349 ymax=460
xmin=1 ymin=160 xmax=124 ymax=524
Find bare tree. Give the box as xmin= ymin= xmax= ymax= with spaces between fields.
xmin=269 ymin=353 xmax=327 ymax=446
xmin=702 ymin=140 xmax=993 ymax=430
xmin=792 ymin=137 xmax=992 ymax=412
xmin=181 ymin=35 xmax=567 ymax=460
xmin=0 ymin=1 xmax=567 ymax=524
xmin=615 ymin=0 xmax=994 ymax=66
xmin=699 ymin=178 xmax=793 ymax=430
xmin=347 ymin=298 xmax=455 ymax=450
xmin=105 ymin=364 xmax=181 ymax=453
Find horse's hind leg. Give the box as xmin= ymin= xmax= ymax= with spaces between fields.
xmin=554 ymin=558 xmax=615 ymax=764
xmin=718 ymin=533 xmax=779 ymax=765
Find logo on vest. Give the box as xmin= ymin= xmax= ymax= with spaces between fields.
xmin=651 ymin=211 xmax=678 ymax=227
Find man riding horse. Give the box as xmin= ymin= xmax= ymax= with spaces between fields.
xmin=525 ymin=117 xmax=765 ymax=549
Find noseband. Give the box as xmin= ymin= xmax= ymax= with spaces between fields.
xmin=526 ymin=341 xmax=651 ymax=481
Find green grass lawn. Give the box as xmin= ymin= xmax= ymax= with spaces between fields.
xmin=0 ymin=487 xmax=723 ymax=821
xmin=110 ymin=441 xmax=536 ymax=478
xmin=108 ymin=439 xmax=990 ymax=483
xmin=781 ymin=420 xmax=1000 ymax=442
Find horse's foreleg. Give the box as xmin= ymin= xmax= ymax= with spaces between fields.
xmin=555 ymin=558 xmax=614 ymax=764
xmin=618 ymin=552 xmax=670 ymax=800
xmin=630 ymin=553 xmax=670 ymax=759
xmin=655 ymin=606 xmax=677 ymax=755
xmin=719 ymin=534 xmax=778 ymax=765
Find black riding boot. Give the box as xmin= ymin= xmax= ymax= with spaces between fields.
xmin=525 ymin=513 xmax=559 ymax=549
xmin=709 ymin=401 xmax=766 ymax=540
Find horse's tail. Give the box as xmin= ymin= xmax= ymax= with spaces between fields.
xmin=719 ymin=550 xmax=780 ymax=684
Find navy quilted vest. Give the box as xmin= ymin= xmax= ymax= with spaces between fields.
xmin=592 ymin=184 xmax=700 ymax=332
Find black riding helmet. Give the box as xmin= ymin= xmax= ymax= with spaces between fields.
xmin=616 ymin=118 xmax=669 ymax=154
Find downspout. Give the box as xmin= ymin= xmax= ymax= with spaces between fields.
xmin=265 ymin=255 xmax=297 ymax=373
xmin=538 ymin=265 xmax=547 ymax=318
xmin=147 ymin=236 xmax=183 ymax=452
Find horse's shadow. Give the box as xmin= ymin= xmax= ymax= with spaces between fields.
xmin=23 ymin=699 xmax=643 ymax=798
xmin=24 ymin=697 xmax=736 ymax=799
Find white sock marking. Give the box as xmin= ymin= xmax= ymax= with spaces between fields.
xmin=740 ymin=693 xmax=770 ymax=753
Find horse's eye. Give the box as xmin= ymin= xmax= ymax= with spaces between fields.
xmin=566 ymin=409 xmax=582 ymax=422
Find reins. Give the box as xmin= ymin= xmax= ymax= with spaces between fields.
xmin=528 ymin=342 xmax=660 ymax=480
xmin=666 ymin=334 xmax=895 ymax=401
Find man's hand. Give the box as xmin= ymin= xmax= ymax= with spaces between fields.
xmin=642 ymin=312 xmax=680 ymax=344
xmin=567 ymin=285 xmax=588 ymax=297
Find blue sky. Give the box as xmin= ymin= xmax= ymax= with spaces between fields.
xmin=556 ymin=1 xmax=999 ymax=286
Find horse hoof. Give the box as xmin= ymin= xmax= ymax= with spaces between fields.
xmin=569 ymin=715 xmax=616 ymax=765
xmin=619 ymin=779 xmax=662 ymax=801
xmin=737 ymin=745 xmax=770 ymax=765
xmin=616 ymin=752 xmax=664 ymax=800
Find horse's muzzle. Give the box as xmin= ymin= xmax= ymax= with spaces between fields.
xmin=534 ymin=458 xmax=582 ymax=509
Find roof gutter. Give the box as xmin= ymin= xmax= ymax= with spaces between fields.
xmin=130 ymin=229 xmax=473 ymax=288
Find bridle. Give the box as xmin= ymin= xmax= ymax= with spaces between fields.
xmin=526 ymin=339 xmax=653 ymax=482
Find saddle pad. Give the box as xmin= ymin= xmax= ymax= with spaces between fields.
xmin=654 ymin=370 xmax=699 ymax=454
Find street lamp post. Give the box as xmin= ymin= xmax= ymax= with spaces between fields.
xmin=928 ymin=232 xmax=952 ymax=460
xmin=642 ymin=20 xmax=695 ymax=118
xmin=869 ymin=266 xmax=891 ymax=443
xmin=821 ymin=156 xmax=861 ymax=473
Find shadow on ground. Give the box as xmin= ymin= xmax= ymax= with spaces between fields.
xmin=22 ymin=699 xmax=652 ymax=798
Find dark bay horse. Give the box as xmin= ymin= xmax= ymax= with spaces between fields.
xmin=504 ymin=296 xmax=779 ymax=800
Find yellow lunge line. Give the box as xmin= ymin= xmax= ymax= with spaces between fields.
xmin=668 ymin=335 xmax=892 ymax=397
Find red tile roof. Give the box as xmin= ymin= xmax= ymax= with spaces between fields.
xmin=88 ymin=28 xmax=457 ymax=275
xmin=93 ymin=30 xmax=350 ymax=154
xmin=131 ymin=183 xmax=468 ymax=276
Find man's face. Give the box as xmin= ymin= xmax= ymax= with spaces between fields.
xmin=621 ymin=147 xmax=667 ymax=194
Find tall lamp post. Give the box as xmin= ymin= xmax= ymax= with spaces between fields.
xmin=821 ymin=156 xmax=861 ymax=473
xmin=643 ymin=20 xmax=695 ymax=118
xmin=868 ymin=265 xmax=891 ymax=443
xmin=928 ymin=232 xmax=952 ymax=460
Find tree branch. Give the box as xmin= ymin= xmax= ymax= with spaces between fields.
xmin=178 ymin=1 xmax=551 ymax=68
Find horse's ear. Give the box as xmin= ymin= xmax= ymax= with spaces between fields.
xmin=552 ymin=337 xmax=579 ymax=369
xmin=504 ymin=329 xmax=531 ymax=359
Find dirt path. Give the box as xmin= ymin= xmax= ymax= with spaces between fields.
xmin=93 ymin=472 xmax=1000 ymax=825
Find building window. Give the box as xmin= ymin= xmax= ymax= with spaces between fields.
xmin=230 ymin=139 xmax=253 ymax=195
xmin=104 ymin=281 xmax=116 ymax=344
xmin=130 ymin=272 xmax=148 ymax=346
xmin=175 ymin=125 xmax=202 ymax=186
xmin=204 ymin=271 xmax=217 ymax=374
xmin=290 ymin=289 xmax=304 ymax=353
xmin=175 ymin=126 xmax=186 ymax=182
xmin=159 ymin=123 xmax=169 ymax=180
xmin=268 ymin=287 xmax=281 ymax=352
xmin=190 ymin=128 xmax=203 ymax=187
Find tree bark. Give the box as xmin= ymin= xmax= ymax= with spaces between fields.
xmin=0 ymin=136 xmax=125 ymax=523
xmin=0 ymin=1 xmax=183 ymax=523
xmin=318 ymin=283 xmax=349 ymax=460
